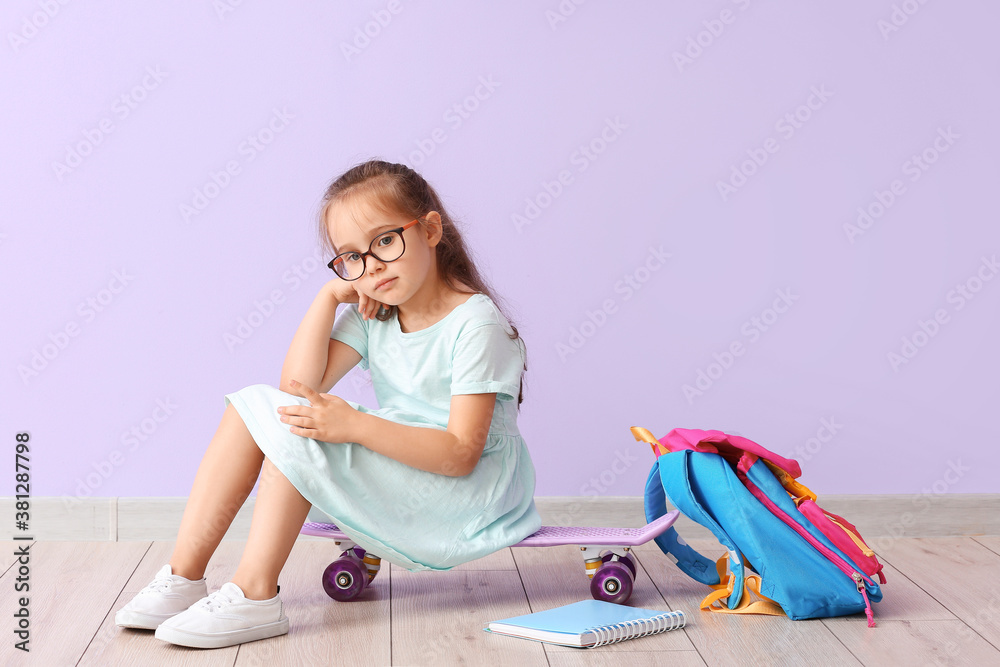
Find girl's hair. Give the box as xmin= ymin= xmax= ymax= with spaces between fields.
xmin=316 ymin=158 xmax=527 ymax=409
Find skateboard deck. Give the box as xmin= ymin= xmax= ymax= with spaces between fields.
xmin=300 ymin=509 xmax=681 ymax=604
xmin=301 ymin=508 xmax=679 ymax=547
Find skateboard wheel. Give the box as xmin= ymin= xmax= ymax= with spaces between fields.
xmin=617 ymin=551 xmax=637 ymax=579
xmin=322 ymin=548 xmax=368 ymax=601
xmin=590 ymin=561 xmax=634 ymax=604
xmin=597 ymin=550 xmax=637 ymax=579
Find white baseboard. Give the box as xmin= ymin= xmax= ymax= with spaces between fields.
xmin=1 ymin=495 xmax=997 ymax=542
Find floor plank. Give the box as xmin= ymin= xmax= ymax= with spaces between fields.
xmin=2 ymin=539 xmax=33 ymax=572
xmin=546 ymin=650 xmax=708 ymax=665
xmin=83 ymin=541 xmax=242 ymax=666
xmin=512 ymin=543 xmax=695 ymax=654
xmin=0 ymin=541 xmax=150 ymax=666
xmin=632 ymin=539 xmax=863 ymax=666
xmin=85 ymin=539 xmax=393 ymax=665
xmin=973 ymin=536 xmax=1000 ymax=556
xmin=234 ymin=540 xmax=392 ymax=665
xmin=823 ymin=558 xmax=956 ymax=623
xmin=391 ymin=566 xmax=547 ymax=665
xmin=877 ymin=537 xmax=1000 ymax=648
xmin=4 ymin=535 xmax=997 ymax=665
xmin=825 ymin=619 xmax=1000 ymax=666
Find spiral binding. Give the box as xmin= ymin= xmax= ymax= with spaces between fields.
xmin=587 ymin=609 xmax=686 ymax=647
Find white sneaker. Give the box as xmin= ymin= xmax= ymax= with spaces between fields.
xmin=154 ymin=581 xmax=289 ymax=649
xmin=115 ymin=564 xmax=208 ymax=629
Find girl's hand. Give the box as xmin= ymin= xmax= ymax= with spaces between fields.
xmin=325 ymin=276 xmax=360 ymax=304
xmin=325 ymin=278 xmax=387 ymax=321
xmin=277 ymin=379 xmax=358 ymax=443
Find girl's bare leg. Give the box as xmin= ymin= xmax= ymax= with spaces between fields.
xmin=229 ymin=456 xmax=313 ymax=600
xmin=168 ymin=403 xmax=264 ymax=580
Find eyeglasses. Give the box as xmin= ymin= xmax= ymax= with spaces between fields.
xmin=327 ymin=218 xmax=421 ymax=281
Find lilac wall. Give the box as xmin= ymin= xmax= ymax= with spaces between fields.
xmin=3 ymin=2 xmax=997 ymax=501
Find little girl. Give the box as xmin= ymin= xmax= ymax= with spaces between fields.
xmin=115 ymin=159 xmax=543 ymax=649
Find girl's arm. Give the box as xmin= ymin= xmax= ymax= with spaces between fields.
xmin=279 ymin=282 xmax=341 ymax=398
xmin=347 ymin=393 xmax=496 ymax=477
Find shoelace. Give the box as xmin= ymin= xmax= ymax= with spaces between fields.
xmin=139 ymin=574 xmax=174 ymax=596
xmin=195 ymin=589 xmax=236 ymax=613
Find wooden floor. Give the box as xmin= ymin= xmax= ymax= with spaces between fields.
xmin=2 ymin=535 xmax=999 ymax=666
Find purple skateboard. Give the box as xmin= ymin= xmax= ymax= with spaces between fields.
xmin=299 ymin=509 xmax=680 ymax=604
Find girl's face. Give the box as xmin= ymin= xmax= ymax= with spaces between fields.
xmin=326 ymin=200 xmax=442 ymax=306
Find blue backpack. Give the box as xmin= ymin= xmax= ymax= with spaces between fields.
xmin=633 ymin=427 xmax=884 ymax=627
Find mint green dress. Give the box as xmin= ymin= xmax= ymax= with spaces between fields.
xmin=223 ymin=293 xmax=542 ymax=571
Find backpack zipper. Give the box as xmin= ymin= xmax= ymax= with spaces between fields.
xmin=827 ymin=515 xmax=876 ymax=557
xmin=737 ymin=469 xmax=877 ymax=626
xmin=852 ymin=571 xmax=876 ymax=628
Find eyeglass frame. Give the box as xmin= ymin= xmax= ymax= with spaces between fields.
xmin=327 ymin=218 xmax=422 ymax=281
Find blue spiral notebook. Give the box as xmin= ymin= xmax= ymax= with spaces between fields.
xmin=483 ymin=600 xmax=686 ymax=648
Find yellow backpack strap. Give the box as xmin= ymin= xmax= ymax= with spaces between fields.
xmin=700 ymin=553 xmax=785 ymax=617
xmin=761 ymin=459 xmax=817 ymax=507
xmin=631 ymin=426 xmax=669 ymax=457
